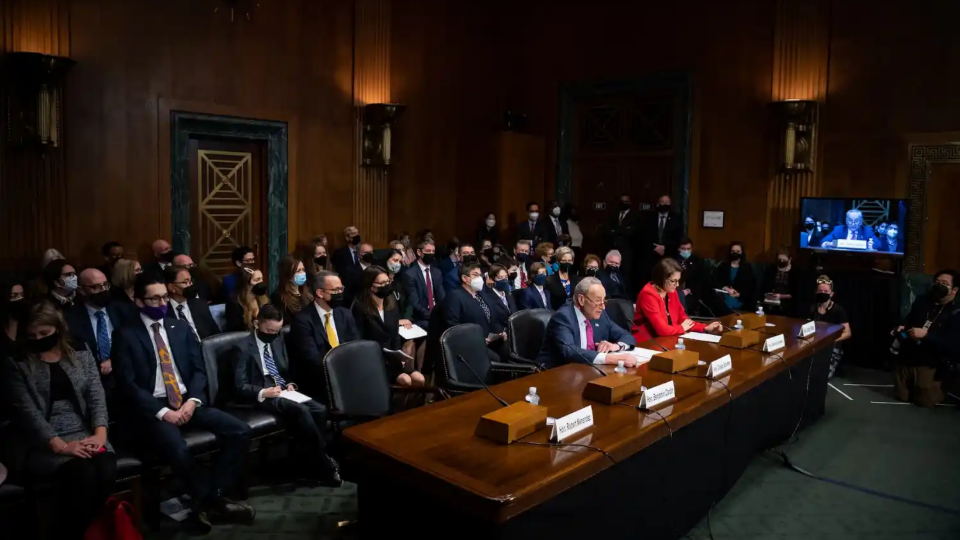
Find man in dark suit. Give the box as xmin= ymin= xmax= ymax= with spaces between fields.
xmin=288 ymin=270 xmax=360 ymax=398
xmin=341 ymin=241 xmax=374 ymax=308
xmin=428 ymin=263 xmax=506 ymax=365
xmin=878 ymin=223 xmax=902 ymax=253
xmin=597 ymin=250 xmax=629 ymax=301
xmin=164 ymin=266 xmax=221 ymax=341
xmin=331 ymin=225 xmax=362 ymax=277
xmin=639 ymin=194 xmax=684 ymax=288
xmin=485 ymin=263 xmax=518 ymax=330
xmin=516 ymin=201 xmax=544 ymax=244
xmin=400 ymin=240 xmax=445 ymax=330
xmin=172 ymin=253 xmax=213 ymax=302
xmin=536 ymin=276 xmax=638 ymax=369
xmin=606 ymin=194 xmax=640 ymax=297
xmin=97 ymin=240 xmax=124 ymax=279
xmin=820 ymin=209 xmax=877 ymax=249
xmin=142 ymin=238 xmax=174 ymax=277
xmin=443 ymin=243 xmax=478 ymax=293
xmin=232 ymin=305 xmax=341 ymax=486
xmin=112 ymin=274 xmax=254 ymax=533
xmin=542 ymin=200 xmax=570 ymax=246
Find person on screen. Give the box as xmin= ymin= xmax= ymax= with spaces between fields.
xmin=820 ymin=209 xmax=877 ymax=249
xmin=877 ymin=222 xmax=888 ymax=236
xmin=800 ymin=215 xmax=822 ymax=248
xmin=878 ymin=223 xmax=901 ymax=253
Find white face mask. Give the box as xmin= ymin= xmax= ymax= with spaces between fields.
xmin=387 ymin=261 xmax=402 ymax=274
xmin=529 ymin=212 xmax=539 ymax=221
xmin=551 ymin=207 xmax=561 ymax=217
xmin=60 ymin=275 xmax=79 ymax=292
xmin=469 ymin=276 xmax=484 ymax=292
xmin=485 ymin=219 xmax=496 ymax=228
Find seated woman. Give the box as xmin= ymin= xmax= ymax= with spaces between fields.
xmin=633 ymin=258 xmax=723 ymax=342
xmin=2 ymin=301 xmax=116 ymax=539
xmin=712 ymin=241 xmax=757 ymax=315
xmin=762 ymin=247 xmax=801 ymax=317
xmin=110 ymin=258 xmax=142 ymax=307
xmin=271 ymin=256 xmax=312 ymax=325
xmin=545 ymin=246 xmax=576 ymax=310
xmin=225 ymin=268 xmax=269 ymax=332
xmin=518 ymin=262 xmax=551 ymax=310
xmin=1 ymin=279 xmax=26 ymax=358
xmin=352 ymin=266 xmax=425 ymax=387
xmin=810 ymin=275 xmax=851 ymax=378
xmin=485 ymin=263 xmax=517 ymax=326
xmin=385 ymin=249 xmax=426 ymax=371
xmin=302 ymin=241 xmax=329 ymax=281
xmin=573 ymin=254 xmax=601 ymax=292
xmin=535 ymin=242 xmax=558 ymax=275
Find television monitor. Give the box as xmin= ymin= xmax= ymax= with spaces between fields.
xmin=799 ymin=197 xmax=908 ymax=256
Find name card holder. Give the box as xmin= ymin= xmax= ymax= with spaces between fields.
xmin=837 ymin=239 xmax=867 ymax=250
xmin=475 ymin=402 xmax=548 ymax=445
xmin=740 ymin=313 xmax=767 ymax=330
xmin=583 ymin=374 xmax=643 ymax=405
xmin=550 ymin=406 xmax=595 ymax=442
xmin=798 ymin=321 xmax=816 ymax=338
xmin=706 ymin=354 xmax=732 ymax=378
xmin=763 ymin=334 xmax=786 ymax=352
xmin=649 ymin=349 xmax=700 ymax=373
xmin=638 ymin=381 xmax=676 ymax=409
xmin=718 ymin=329 xmax=760 ymax=349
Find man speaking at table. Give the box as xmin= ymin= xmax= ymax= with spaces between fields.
xmin=820 ymin=209 xmax=877 ymax=249
xmin=537 ymin=277 xmax=638 ymax=369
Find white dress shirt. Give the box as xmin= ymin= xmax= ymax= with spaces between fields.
xmin=168 ymin=298 xmax=196 ymax=329
xmin=86 ymin=304 xmax=114 ymax=344
xmin=141 ymin=314 xmax=197 ymax=419
xmin=619 ymin=209 xmax=630 ymax=225
xmin=314 ymin=303 xmax=340 ymax=344
xmin=567 ymin=219 xmax=583 ymax=247
xmin=551 ymin=216 xmax=562 ymax=235
xmin=254 ymin=334 xmax=273 ymax=403
xmin=495 ymin=290 xmax=509 ymax=308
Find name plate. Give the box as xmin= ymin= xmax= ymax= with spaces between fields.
xmin=551 ymin=405 xmax=594 ymax=442
xmin=763 ymin=334 xmax=786 ymax=352
xmin=799 ymin=321 xmax=816 ymax=338
xmin=638 ymin=381 xmax=676 ymax=409
xmin=836 ymin=239 xmax=867 ymax=250
xmin=706 ymin=354 xmax=732 ymax=378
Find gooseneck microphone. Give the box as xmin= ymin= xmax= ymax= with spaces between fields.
xmin=455 ymin=354 xmax=509 ymax=407
xmin=698 ymin=299 xmax=735 ymax=332
xmin=562 ymin=342 xmax=610 ymax=377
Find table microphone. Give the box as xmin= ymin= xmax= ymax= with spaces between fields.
xmin=698 ymin=299 xmax=735 ymax=332
xmin=562 ymin=343 xmax=611 ymax=377
xmin=455 ymin=354 xmax=509 ymax=407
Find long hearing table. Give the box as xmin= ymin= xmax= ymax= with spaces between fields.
xmin=344 ymin=315 xmax=842 ymax=539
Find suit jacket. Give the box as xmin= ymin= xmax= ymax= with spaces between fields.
xmin=288 ymin=304 xmax=359 ymax=395
xmin=486 ymin=287 xmax=517 ymax=331
xmin=545 ymin=272 xmax=573 ymax=311
xmin=112 ymin=317 xmax=208 ymax=420
xmin=642 ymin=211 xmax=684 ymax=258
xmin=515 ymin=220 xmax=545 ymax=244
xmin=878 ymin=236 xmax=902 ymax=253
xmin=400 ymin=264 xmax=446 ymax=327
xmin=536 ymin=303 xmax=636 ymax=368
xmin=224 ymin=298 xmax=247 ymax=332
xmin=231 ymin=332 xmax=294 ymax=404
xmin=820 ymin=225 xmax=876 ymax=247
xmin=442 ymin=262 xmax=462 ymax=293
xmin=598 ymin=268 xmax=629 ymax=300
xmin=798 ymin=229 xmax=823 ymax=248
xmin=332 ymin=246 xmax=361 ymax=276
xmin=518 ymin=284 xmax=551 ymax=311
xmin=442 ymin=287 xmax=505 ymax=336
xmin=352 ymin=301 xmax=402 ymax=350
xmin=541 ymin=215 xmax=570 ymax=246
xmin=141 ymin=261 xmax=165 ymax=278
xmin=64 ymin=302 xmax=133 ymax=364
xmin=606 ymin=209 xmax=639 ymax=253
xmin=165 ymin=297 xmax=221 ymax=340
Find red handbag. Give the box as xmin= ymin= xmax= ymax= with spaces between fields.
xmin=84 ymin=497 xmax=142 ymax=540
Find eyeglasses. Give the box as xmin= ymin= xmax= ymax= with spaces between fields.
xmin=816 ymin=278 xmax=833 ymax=285
xmin=142 ymin=295 xmax=170 ymax=306
xmin=174 ymin=279 xmax=193 ymax=287
xmin=583 ymin=296 xmax=606 ymax=307
xmin=934 ymin=280 xmax=953 ymax=288
xmin=84 ymin=282 xmax=111 ymax=293
xmin=176 ymin=263 xmax=197 ymax=270
xmin=9 ymin=293 xmax=25 ymax=301
xmin=323 ymin=288 xmax=345 ymax=294
xmin=665 ymin=278 xmax=680 ymax=286
xmin=134 ymin=268 xmax=143 ymax=275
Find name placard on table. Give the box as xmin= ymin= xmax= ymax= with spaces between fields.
xmin=798 ymin=321 xmax=816 ymax=338
xmin=763 ymin=334 xmax=786 ymax=352
xmin=551 ymin=406 xmax=594 ymax=443
xmin=836 ymin=239 xmax=867 ymax=250
xmin=706 ymin=354 xmax=732 ymax=378
xmin=639 ymin=381 xmax=676 ymax=409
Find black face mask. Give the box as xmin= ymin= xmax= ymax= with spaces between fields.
xmin=351 ymin=235 xmax=362 ymax=246
xmin=777 ymin=260 xmax=789 ymax=269
xmin=327 ymin=293 xmax=345 ymax=307
xmin=657 ymin=204 xmax=671 ymax=214
xmin=816 ymin=292 xmax=831 ymax=304
xmin=559 ymin=262 xmax=573 ymax=273
xmin=26 ymin=332 xmax=59 ymax=354
xmin=314 ymin=256 xmax=327 ymax=267
xmin=461 ymin=254 xmax=478 ymax=265
xmin=483 ymin=248 xmax=494 ymax=259
xmin=252 ymin=283 xmax=268 ymax=296
xmin=159 ymin=251 xmax=175 ymax=263
xmin=805 ymin=223 xmax=815 ymax=231
xmin=89 ymin=290 xmax=112 ymax=308
xmin=516 ymin=252 xmax=529 ymax=262
xmin=256 ymin=331 xmax=280 ymax=344
xmin=373 ymin=284 xmax=393 ymax=299
xmin=181 ymin=285 xmax=198 ymax=299
xmin=508 ymin=271 xmax=518 ymax=282
xmin=729 ymin=253 xmax=742 ymax=262
xmin=608 ymin=266 xmax=620 ymax=274
xmin=929 ymin=283 xmax=950 ymax=302
xmin=361 ymin=253 xmax=374 ymax=264
xmin=586 ymin=267 xmax=599 ymax=277
xmin=619 ymin=202 xmax=631 ymax=211
xmin=420 ymin=254 xmax=436 ymax=266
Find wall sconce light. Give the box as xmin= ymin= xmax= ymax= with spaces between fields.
xmin=3 ymin=52 xmax=75 ymax=148
xmin=773 ymin=99 xmax=818 ymax=173
xmin=361 ymin=103 xmax=406 ymax=166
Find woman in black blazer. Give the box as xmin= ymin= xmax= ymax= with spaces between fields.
xmin=711 ymin=241 xmax=757 ymax=314
xmin=761 ymin=248 xmax=802 ymax=317
xmin=545 ymin=246 xmax=576 ymax=310
xmin=352 ymin=266 xmax=425 ymax=387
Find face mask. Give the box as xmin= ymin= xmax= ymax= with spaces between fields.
xmin=485 ymin=219 xmax=496 ymax=228
xmin=533 ymin=274 xmax=547 ymax=286
xmin=494 ymin=279 xmax=511 ymax=292
xmin=293 ymin=273 xmax=307 ymax=286
xmin=387 ymin=261 xmax=402 ymax=274
xmin=257 ymin=331 xmax=280 ymax=344
xmin=461 ymin=254 xmax=478 ymax=265
xmin=508 ymin=271 xmax=518 ymax=282
xmin=548 ymin=257 xmax=556 ymax=265
xmin=326 ymin=293 xmax=345 ymax=307
xmin=468 ymin=276 xmax=485 ymax=292
xmin=361 ymin=252 xmax=374 ymax=264
xmin=608 ymin=265 xmax=619 ymax=274
xmin=619 ymin=202 xmax=631 ymax=211
xmin=586 ymin=267 xmax=599 ymax=277
xmin=516 ymin=252 xmax=529 ymax=262
xmin=551 ymin=207 xmax=561 ymax=217
xmin=529 ymin=212 xmax=539 ymax=221
xmin=483 ymin=248 xmax=494 ymax=258
xmin=929 ymin=283 xmax=949 ymax=302
xmin=26 ymin=332 xmax=59 ymax=354
xmin=252 ymin=283 xmax=268 ymax=296
xmin=729 ymin=253 xmax=742 ymax=261
xmin=777 ymin=260 xmax=789 ymax=269
xmin=182 ymin=284 xmax=198 ymax=299
xmin=679 ymin=250 xmax=692 ymax=260
xmin=89 ymin=290 xmax=112 ymax=308
xmin=314 ymin=256 xmax=327 ymax=267
xmin=558 ymin=262 xmax=572 ymax=273
xmin=159 ymin=251 xmax=175 ymax=263
xmin=351 ymin=235 xmax=362 ymax=246
xmin=887 ymin=229 xmax=898 ymax=239
xmin=60 ymin=276 xmax=79 ymax=293
xmin=241 ymin=262 xmax=256 ymax=271
xmin=805 ymin=223 xmax=815 ymax=231
xmin=421 ymin=253 xmax=436 ymax=265
xmin=815 ymin=292 xmax=831 ymax=304
xmin=657 ymin=204 xmax=671 ymax=214
xmin=141 ymin=304 xmax=168 ymax=321
xmin=373 ymin=284 xmax=393 ymax=299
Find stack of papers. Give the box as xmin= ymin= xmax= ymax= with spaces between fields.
xmin=626 ymin=347 xmax=662 ymax=360
xmin=280 ymin=390 xmax=312 ymax=403
xmin=399 ymin=324 xmax=427 ymax=340
xmin=680 ymin=332 xmax=722 ymax=344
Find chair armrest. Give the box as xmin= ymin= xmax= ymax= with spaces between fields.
xmin=328 ymin=410 xmax=384 ymax=423
xmin=390 ymin=385 xmax=450 ymax=401
xmin=508 ymin=352 xmax=540 ymax=366
xmin=490 ymin=361 xmax=539 ymax=374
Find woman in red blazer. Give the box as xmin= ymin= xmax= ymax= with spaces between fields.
xmin=633 ymin=258 xmax=723 ymax=342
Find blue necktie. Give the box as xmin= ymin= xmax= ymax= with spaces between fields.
xmin=95 ymin=311 xmax=111 ymax=362
xmin=263 ymin=344 xmax=285 ymax=388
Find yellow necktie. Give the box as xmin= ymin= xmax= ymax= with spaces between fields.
xmin=325 ymin=312 xmax=339 ymax=348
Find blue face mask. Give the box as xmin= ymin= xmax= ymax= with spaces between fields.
xmin=679 ymin=250 xmax=692 ymax=260
xmin=533 ymin=274 xmax=547 ymax=286
xmin=293 ymin=273 xmax=307 ymax=286
xmin=494 ymin=279 xmax=512 ymax=293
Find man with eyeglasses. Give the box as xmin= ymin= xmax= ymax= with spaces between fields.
xmin=289 ymin=270 xmax=360 ymax=398
xmin=890 ymin=269 xmax=960 ymax=408
xmin=172 ymin=253 xmax=213 ymax=302
xmin=112 ymin=273 xmax=255 ymax=533
xmin=598 ymin=250 xmax=630 ymax=301
xmin=42 ymin=259 xmax=78 ymax=311
xmin=537 ymin=276 xmax=638 ymax=369
xmin=65 ymin=269 xmax=135 ymax=389
xmin=164 ymin=266 xmax=221 ymax=341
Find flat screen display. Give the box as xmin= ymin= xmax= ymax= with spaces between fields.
xmin=799 ymin=197 xmax=908 ymax=256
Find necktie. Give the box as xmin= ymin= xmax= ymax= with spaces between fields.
xmin=584 ymin=319 xmax=596 ymax=351
xmin=325 ymin=312 xmax=339 ymax=348
xmin=176 ymin=303 xmax=199 ymax=341
xmin=425 ymin=268 xmax=435 ymax=310
xmin=151 ymin=322 xmax=183 ymax=409
xmin=352 ymin=248 xmax=357 ymax=264
xmin=262 ymin=343 xmax=286 ymax=387
xmin=474 ymin=294 xmax=491 ymax=323
xmin=94 ymin=311 xmax=111 ymax=362
xmin=553 ymin=218 xmax=561 ymax=235
xmin=611 ymin=272 xmax=621 ymax=284
xmin=658 ymin=216 xmax=666 ymax=244
xmin=500 ymin=292 xmax=509 ymax=308
xmin=520 ymin=266 xmax=527 ymax=289
xmin=619 ymin=211 xmax=625 ymax=225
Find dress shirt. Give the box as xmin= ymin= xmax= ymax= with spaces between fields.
xmin=573 ymin=306 xmax=628 ymax=364
xmin=568 ymin=219 xmax=583 ymax=247
xmin=535 ymin=285 xmax=547 ymax=308
xmin=619 ymin=209 xmax=630 ymax=225
xmin=140 ymin=314 xmax=197 ymax=419
xmin=888 ymin=240 xmax=898 ymax=252
xmin=551 ymin=216 xmax=562 ymax=235
xmin=86 ymin=304 xmax=114 ymax=343
xmin=314 ymin=303 xmax=340 ymax=345
xmin=51 ymin=290 xmax=75 ymax=305
xmin=159 ymin=261 xmax=171 ymax=270
xmin=349 ymin=246 xmax=358 ymax=264
xmin=254 ymin=334 xmax=275 ymax=403
xmin=846 ymin=228 xmax=861 ymax=241
xmin=378 ymin=307 xmax=385 ymax=322
xmin=360 ymin=262 xmax=370 ymax=271
xmin=168 ymin=298 xmax=196 ymax=329
xmin=496 ymin=290 xmax=509 ymax=308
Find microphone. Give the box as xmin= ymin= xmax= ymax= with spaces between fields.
xmin=562 ymin=342 xmax=610 ymax=377
xmin=698 ymin=299 xmax=735 ymax=332
xmin=455 ymin=354 xmax=509 ymax=407
xmin=649 ymin=340 xmax=669 ymax=352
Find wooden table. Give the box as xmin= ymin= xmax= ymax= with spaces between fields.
xmin=344 ymin=315 xmax=841 ymax=539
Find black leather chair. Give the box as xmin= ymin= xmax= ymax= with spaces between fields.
xmin=605 ymin=298 xmax=634 ymax=333
xmin=507 ymin=309 xmax=553 ymax=366
xmin=439 ymin=324 xmax=537 ymax=397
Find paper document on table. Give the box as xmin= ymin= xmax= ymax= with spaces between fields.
xmin=280 ymin=390 xmax=312 ymax=403
xmin=763 ymin=298 xmax=781 ymax=305
xmin=714 ymin=288 xmax=730 ymax=295
xmin=626 ymin=347 xmax=660 ymax=360
xmin=398 ymin=324 xmax=427 ymax=340
xmin=681 ymin=332 xmax=722 ymax=344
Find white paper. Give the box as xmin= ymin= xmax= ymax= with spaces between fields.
xmin=713 ymin=288 xmax=730 ymax=295
xmin=626 ymin=347 xmax=660 ymax=360
xmin=763 ymin=298 xmax=781 ymax=305
xmin=552 ymin=406 xmax=594 ymax=442
xmin=160 ymin=497 xmax=192 ymax=521
xmin=799 ymin=321 xmax=816 ymax=338
xmin=383 ymin=348 xmax=414 ymax=361
xmin=765 ymin=323 xmax=776 ymax=327
xmin=639 ymin=381 xmax=676 ymax=409
xmin=280 ymin=390 xmax=312 ymax=403
xmin=837 ymin=239 xmax=867 ymax=250
xmin=398 ymin=324 xmax=427 ymax=340
xmin=681 ymin=332 xmax=722 ymax=344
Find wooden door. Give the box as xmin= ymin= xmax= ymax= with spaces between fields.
xmin=188 ymin=138 xmax=268 ymax=280
xmin=925 ymin=163 xmax=960 ymax=271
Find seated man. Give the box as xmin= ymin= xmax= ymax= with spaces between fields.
xmin=172 ymin=253 xmax=213 ymax=301
xmin=444 ymin=243 xmax=477 ymax=293
xmin=164 ymin=266 xmax=221 ymax=340
xmin=142 ymin=238 xmax=174 ymax=276
xmin=537 ymin=277 xmax=638 ymax=369
xmin=400 ymin=239 xmax=445 ymax=330
xmin=288 ymin=270 xmax=359 ymax=398
xmin=820 ymin=209 xmax=877 ymax=249
xmin=112 ymin=274 xmax=254 ymax=533
xmin=597 ymin=250 xmax=629 ymax=300
xmin=232 ymin=305 xmax=341 ymax=486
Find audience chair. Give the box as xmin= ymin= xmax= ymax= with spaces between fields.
xmin=507 ymin=309 xmax=552 ymax=367
xmin=439 ymin=324 xmax=537 ymax=397
xmin=605 ymin=298 xmax=634 ymax=332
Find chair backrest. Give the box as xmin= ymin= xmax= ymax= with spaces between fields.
xmin=511 ymin=288 xmax=525 ymax=307
xmin=439 ymin=323 xmax=492 ymax=387
xmin=508 ymin=309 xmax=553 ymax=364
xmin=323 ymin=340 xmax=391 ymax=417
xmin=605 ymin=298 xmax=634 ymax=332
xmin=200 ymin=331 xmax=250 ymax=406
xmin=209 ymin=303 xmax=227 ymax=332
